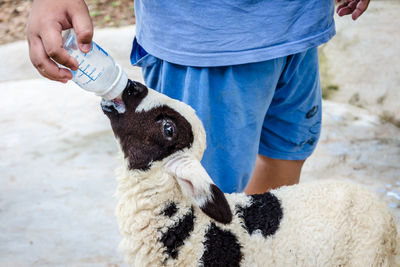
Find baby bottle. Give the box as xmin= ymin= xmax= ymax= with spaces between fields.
xmin=62 ymin=29 xmax=128 ymax=101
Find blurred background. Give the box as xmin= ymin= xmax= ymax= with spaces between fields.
xmin=1 ymin=0 xmax=399 ymax=266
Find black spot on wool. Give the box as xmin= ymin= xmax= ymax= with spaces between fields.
xmin=200 ymin=223 xmax=242 ymax=267
xmin=161 ymin=202 xmax=178 ymax=217
xmin=160 ymin=206 xmax=195 ymax=259
xmin=236 ymin=192 xmax=283 ymax=237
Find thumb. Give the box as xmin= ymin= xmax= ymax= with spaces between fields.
xmin=69 ymin=1 xmax=93 ymax=53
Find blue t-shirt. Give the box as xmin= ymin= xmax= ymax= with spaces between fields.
xmin=134 ymin=1 xmax=335 ymax=67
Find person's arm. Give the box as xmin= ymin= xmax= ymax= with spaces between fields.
xmin=26 ymin=0 xmax=93 ymax=83
xmin=336 ymin=0 xmax=371 ymax=20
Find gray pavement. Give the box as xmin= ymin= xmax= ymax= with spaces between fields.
xmin=0 ymin=26 xmax=139 ymax=267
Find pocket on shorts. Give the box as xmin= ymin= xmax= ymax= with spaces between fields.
xmin=130 ymin=38 xmax=159 ymax=68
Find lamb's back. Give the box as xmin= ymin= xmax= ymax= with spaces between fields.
xmin=266 ymin=180 xmax=399 ymax=267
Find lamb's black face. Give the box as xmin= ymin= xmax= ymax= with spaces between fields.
xmin=102 ymin=81 xmax=194 ymax=170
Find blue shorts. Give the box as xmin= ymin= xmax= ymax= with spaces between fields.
xmin=131 ymin=39 xmax=322 ymax=193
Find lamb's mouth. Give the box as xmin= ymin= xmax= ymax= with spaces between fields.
xmin=101 ymin=98 xmax=126 ymax=115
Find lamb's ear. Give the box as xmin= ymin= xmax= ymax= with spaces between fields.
xmin=165 ymin=154 xmax=232 ymax=224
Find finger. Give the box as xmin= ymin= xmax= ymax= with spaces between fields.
xmin=348 ymin=1 xmax=359 ymax=10
xmin=40 ymin=25 xmax=79 ymax=70
xmin=69 ymin=2 xmax=93 ymax=53
xmin=352 ymin=0 xmax=370 ymax=20
xmin=338 ymin=1 xmax=357 ymax=16
xmin=337 ymin=0 xmax=358 ymax=16
xmin=336 ymin=2 xmax=350 ymax=16
xmin=29 ymin=36 xmax=73 ymax=82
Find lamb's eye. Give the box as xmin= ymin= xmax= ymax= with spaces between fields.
xmin=162 ymin=120 xmax=175 ymax=140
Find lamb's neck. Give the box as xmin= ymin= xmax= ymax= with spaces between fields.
xmin=115 ymin=160 xmax=187 ymax=215
xmin=115 ymin=161 xmax=193 ymax=265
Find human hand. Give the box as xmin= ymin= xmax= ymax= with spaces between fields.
xmin=336 ymin=0 xmax=371 ymax=20
xmin=26 ymin=0 xmax=93 ymax=83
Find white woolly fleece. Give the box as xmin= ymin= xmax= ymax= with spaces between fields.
xmin=113 ymin=88 xmax=400 ymax=267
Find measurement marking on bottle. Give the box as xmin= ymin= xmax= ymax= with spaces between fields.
xmin=95 ymin=43 xmax=108 ymax=56
xmin=78 ymin=66 xmax=95 ymax=81
xmin=64 ymin=30 xmax=120 ymax=91
xmin=82 ymin=65 xmax=89 ymax=72
xmin=88 ymin=69 xmax=96 ymax=78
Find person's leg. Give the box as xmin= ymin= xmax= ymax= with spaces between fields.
xmin=244 ymin=155 xmax=304 ymax=194
xmin=248 ymin=48 xmax=322 ymax=194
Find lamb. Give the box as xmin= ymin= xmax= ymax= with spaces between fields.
xmin=101 ymin=80 xmax=399 ymax=267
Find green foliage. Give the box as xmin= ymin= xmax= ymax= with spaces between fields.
xmin=380 ymin=112 xmax=400 ymax=128
xmin=111 ymin=1 xmax=121 ymax=7
xmin=104 ymin=14 xmax=111 ymax=22
xmin=322 ymin=84 xmax=339 ymax=99
xmin=319 ymin=46 xmax=339 ymax=100
xmin=90 ymin=10 xmax=101 ymax=18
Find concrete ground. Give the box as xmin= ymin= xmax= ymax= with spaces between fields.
xmin=1 ymin=2 xmax=400 ymax=265
xmin=0 ymin=27 xmax=138 ymax=267
xmin=322 ymin=0 xmax=400 ymax=123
